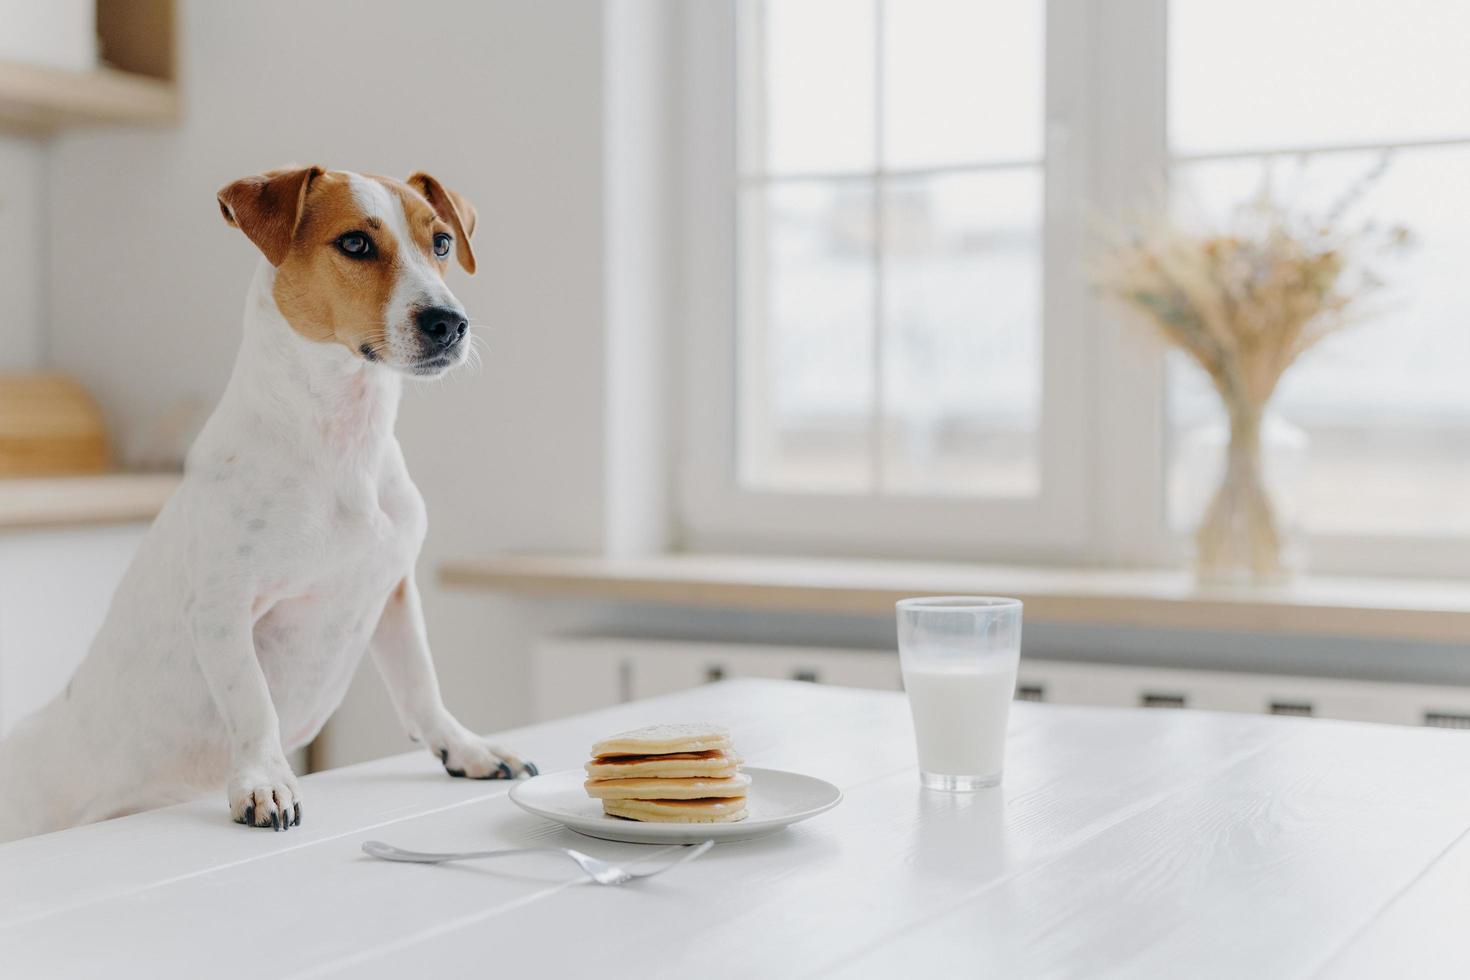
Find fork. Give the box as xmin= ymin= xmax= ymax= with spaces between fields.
xmin=360 ymin=839 xmax=714 ymax=885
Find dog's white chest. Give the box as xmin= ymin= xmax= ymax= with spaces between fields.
xmin=250 ymin=467 xmax=425 ymax=748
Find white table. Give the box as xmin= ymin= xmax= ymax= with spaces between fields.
xmin=3 ymin=679 xmax=1468 ymax=978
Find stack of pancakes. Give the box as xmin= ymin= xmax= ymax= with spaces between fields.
xmin=584 ymin=723 xmax=749 ymax=823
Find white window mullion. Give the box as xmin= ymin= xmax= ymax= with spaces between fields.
xmin=1172 ymin=133 xmax=1470 ymax=166
xmin=1069 ymin=0 xmax=1172 ymax=566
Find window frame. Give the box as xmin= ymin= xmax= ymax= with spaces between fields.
xmin=679 ymin=0 xmax=1104 ymax=561
xmin=676 ymin=0 xmax=1470 ymax=577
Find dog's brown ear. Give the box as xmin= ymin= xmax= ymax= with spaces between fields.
xmin=217 ymin=166 xmax=323 ymax=266
xmin=407 ymin=172 xmax=477 ymax=274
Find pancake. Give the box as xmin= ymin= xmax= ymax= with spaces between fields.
xmin=584 ymin=749 xmax=742 ymax=780
xmin=591 ymin=723 xmax=731 ymax=758
xmin=603 ymin=797 xmax=749 ymax=823
xmin=584 ymin=773 xmax=752 ymax=801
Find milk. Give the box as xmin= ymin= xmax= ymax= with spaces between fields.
xmin=902 ymin=663 xmax=1016 ymax=779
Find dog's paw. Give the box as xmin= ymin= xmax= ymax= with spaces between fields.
xmin=228 ymin=760 xmax=301 ymax=831
xmin=435 ymin=734 xmax=538 ymax=780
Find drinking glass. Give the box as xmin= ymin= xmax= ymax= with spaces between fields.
xmin=896 ymin=596 xmax=1022 ymax=791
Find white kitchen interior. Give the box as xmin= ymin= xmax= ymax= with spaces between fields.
xmin=2 ymin=2 xmax=1470 ymax=976
xmin=0 ymin=0 xmax=1464 ymax=752
xmin=5 ymin=1 xmax=1469 ymax=754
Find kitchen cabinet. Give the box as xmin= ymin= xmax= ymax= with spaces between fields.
xmin=0 ymin=523 xmax=146 ymax=735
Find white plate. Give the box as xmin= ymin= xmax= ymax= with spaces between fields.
xmin=508 ymin=767 xmax=843 ymax=844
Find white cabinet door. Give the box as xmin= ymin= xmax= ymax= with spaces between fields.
xmin=531 ymin=638 xmax=630 ymax=722
xmin=633 ymin=642 xmax=903 ymax=693
xmin=0 ymin=523 xmax=147 ymax=736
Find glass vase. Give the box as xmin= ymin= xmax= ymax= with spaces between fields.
xmin=1175 ymin=407 xmax=1307 ymax=585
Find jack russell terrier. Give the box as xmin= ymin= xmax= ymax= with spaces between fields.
xmin=0 ymin=166 xmax=534 ymax=841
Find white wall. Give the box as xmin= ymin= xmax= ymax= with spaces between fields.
xmin=0 ymin=135 xmax=45 ymax=371
xmin=603 ymin=0 xmax=675 ymax=556
xmin=40 ymin=0 xmax=671 ymax=765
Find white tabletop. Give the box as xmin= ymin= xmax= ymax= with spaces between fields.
xmin=2 ymin=679 xmax=1468 ymax=979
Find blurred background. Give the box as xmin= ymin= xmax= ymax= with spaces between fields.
xmin=1 ymin=0 xmax=1467 ymax=770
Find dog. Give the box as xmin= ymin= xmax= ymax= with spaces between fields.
xmin=0 ymin=166 xmax=534 ymax=841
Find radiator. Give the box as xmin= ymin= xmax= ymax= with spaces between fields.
xmin=533 ymin=635 xmax=1470 ymax=730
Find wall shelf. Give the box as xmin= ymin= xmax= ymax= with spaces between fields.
xmin=0 ymin=0 xmax=178 ymax=135
xmin=0 ymin=60 xmax=177 ymax=132
xmin=0 ymin=472 xmax=180 ymax=529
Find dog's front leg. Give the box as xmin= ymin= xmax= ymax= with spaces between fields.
xmin=191 ymin=603 xmax=300 ymax=830
xmin=370 ymin=576 xmax=535 ymax=779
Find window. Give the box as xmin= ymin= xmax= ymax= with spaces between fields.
xmin=1166 ymin=0 xmax=1470 ymax=539
xmin=680 ymin=1 xmax=1470 ymax=574
xmin=680 ymin=0 xmax=1089 ymax=557
xmin=737 ymin=0 xmax=1045 ymax=498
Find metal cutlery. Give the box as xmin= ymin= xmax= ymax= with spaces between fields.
xmin=360 ymin=838 xmax=714 ymax=885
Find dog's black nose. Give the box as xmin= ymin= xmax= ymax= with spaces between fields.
xmin=415 ymin=306 xmax=468 ymax=348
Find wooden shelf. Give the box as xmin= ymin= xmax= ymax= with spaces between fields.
xmin=0 ymin=60 xmax=177 ymax=132
xmin=0 ymin=472 xmax=180 ymax=529
xmin=0 ymin=0 xmax=178 ymax=134
xmin=439 ymin=552 xmax=1470 ymax=645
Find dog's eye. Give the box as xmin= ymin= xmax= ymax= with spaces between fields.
xmin=336 ymin=232 xmax=374 ymax=259
xmin=432 ymin=233 xmax=452 ymax=259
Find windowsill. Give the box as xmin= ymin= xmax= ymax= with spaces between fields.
xmin=438 ymin=552 xmax=1470 ymax=645
xmin=0 ymin=472 xmax=181 ymax=530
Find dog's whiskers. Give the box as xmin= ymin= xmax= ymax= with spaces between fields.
xmin=461 ymin=333 xmax=487 ymax=373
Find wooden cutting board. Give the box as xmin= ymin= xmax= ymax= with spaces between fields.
xmin=0 ymin=373 xmax=109 ymax=476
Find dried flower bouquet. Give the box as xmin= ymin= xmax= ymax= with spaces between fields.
xmin=1096 ymin=167 xmax=1410 ymax=582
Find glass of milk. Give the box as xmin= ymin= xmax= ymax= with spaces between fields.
xmin=897 ymin=596 xmax=1022 ymax=791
